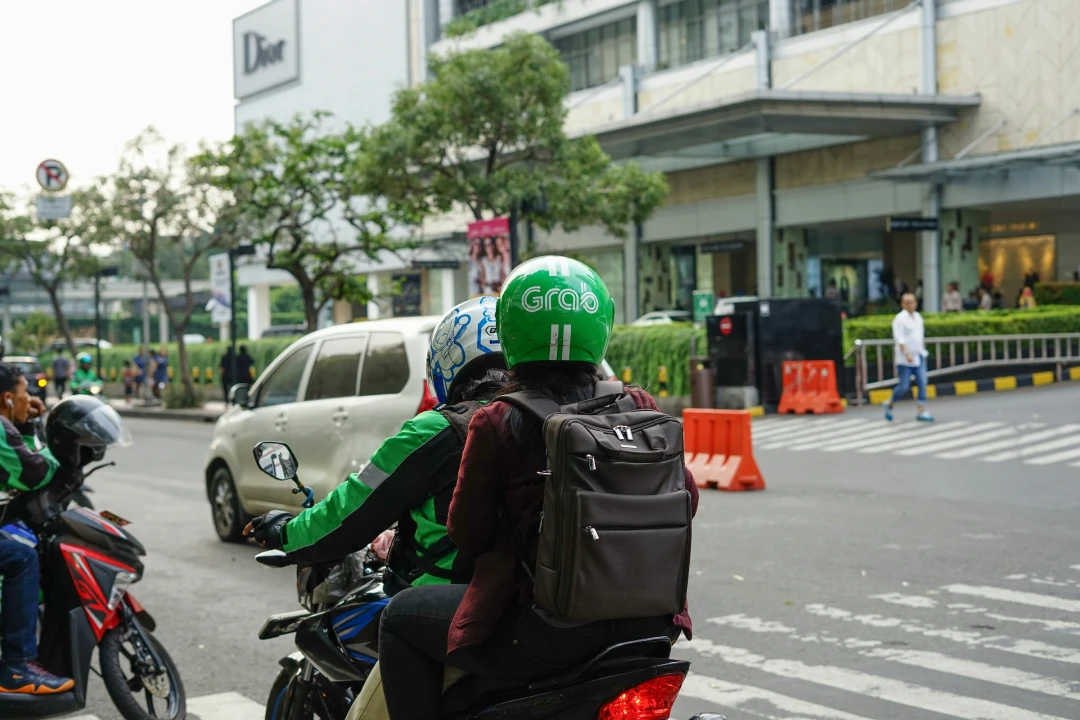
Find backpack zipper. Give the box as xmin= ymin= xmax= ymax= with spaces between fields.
xmin=586 ymin=454 xmax=596 ymax=470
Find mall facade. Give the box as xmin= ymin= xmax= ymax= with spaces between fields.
xmin=234 ymin=0 xmax=1080 ymax=333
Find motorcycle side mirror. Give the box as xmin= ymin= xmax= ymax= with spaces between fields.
xmin=253 ymin=441 xmax=299 ymax=482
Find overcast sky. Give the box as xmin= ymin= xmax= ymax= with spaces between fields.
xmin=0 ymin=0 xmax=263 ymax=197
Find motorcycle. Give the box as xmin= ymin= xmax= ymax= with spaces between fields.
xmin=0 ymin=403 xmax=185 ymax=720
xmin=74 ymin=380 xmax=108 ymax=404
xmin=252 ymin=440 xmax=724 ymax=720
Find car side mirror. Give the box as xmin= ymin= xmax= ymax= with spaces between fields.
xmin=253 ymin=441 xmax=299 ymax=481
xmin=229 ymin=383 xmax=251 ymax=408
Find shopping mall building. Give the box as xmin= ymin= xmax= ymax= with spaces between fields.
xmin=234 ymin=0 xmax=1080 ymax=334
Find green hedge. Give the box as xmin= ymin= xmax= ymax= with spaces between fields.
xmin=605 ymin=324 xmax=706 ymax=397
xmin=1034 ymin=282 xmax=1080 ymax=306
xmin=844 ymin=305 xmax=1080 ymax=365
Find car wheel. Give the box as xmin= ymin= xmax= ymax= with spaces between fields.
xmin=210 ymin=466 xmax=248 ymax=543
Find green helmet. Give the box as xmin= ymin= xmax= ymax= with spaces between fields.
xmin=496 ymin=256 xmax=614 ymax=368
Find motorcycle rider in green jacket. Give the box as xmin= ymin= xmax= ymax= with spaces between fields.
xmin=245 ymin=296 xmax=507 ymax=587
xmin=70 ymin=353 xmax=100 ymax=394
xmin=0 ymin=361 xmax=74 ymax=694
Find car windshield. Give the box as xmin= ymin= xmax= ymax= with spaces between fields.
xmin=8 ymin=361 xmax=40 ymax=374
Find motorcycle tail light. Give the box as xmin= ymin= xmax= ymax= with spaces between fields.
xmin=37 ymin=378 xmax=47 ymax=388
xmin=416 ymin=380 xmax=438 ymax=415
xmin=108 ymin=571 xmax=138 ymax=610
xmin=597 ymin=674 xmax=684 ymax=720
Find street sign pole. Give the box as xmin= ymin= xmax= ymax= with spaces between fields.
xmin=229 ymin=246 xmax=256 ymax=398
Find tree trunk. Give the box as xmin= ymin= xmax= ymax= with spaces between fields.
xmin=46 ymin=285 xmax=79 ymax=359
xmin=292 ymin=266 xmax=319 ymax=334
xmin=175 ymin=334 xmax=195 ymax=404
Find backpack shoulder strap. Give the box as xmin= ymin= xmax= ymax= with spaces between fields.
xmin=594 ymin=380 xmax=624 ymax=397
xmin=436 ymin=400 xmax=483 ymax=445
xmin=498 ymin=392 xmax=561 ymax=421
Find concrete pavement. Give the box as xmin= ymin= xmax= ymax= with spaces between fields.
xmin=67 ymin=387 xmax=1080 ymax=718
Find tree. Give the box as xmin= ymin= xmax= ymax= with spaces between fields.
xmin=0 ymin=188 xmax=107 ymax=358
xmin=193 ymin=113 xmax=405 ymax=332
xmin=106 ymin=127 xmax=238 ymax=407
xmin=9 ymin=311 xmax=58 ymax=355
xmin=356 ymin=32 xmax=668 ymax=237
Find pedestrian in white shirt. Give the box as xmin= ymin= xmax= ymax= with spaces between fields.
xmin=942 ymin=281 xmax=964 ymax=312
xmin=884 ymin=293 xmax=933 ymax=422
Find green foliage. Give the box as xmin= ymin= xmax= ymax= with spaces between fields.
xmin=9 ymin=312 xmax=57 ymax=355
xmin=1033 ymin=282 xmax=1080 ymax=306
xmin=357 ymin=32 xmax=668 ymax=237
xmin=193 ymin=113 xmax=404 ymax=331
xmin=163 ymin=382 xmax=206 ymax=410
xmin=843 ymin=305 xmax=1080 ymax=365
xmin=445 ymin=0 xmax=562 ymax=37
xmin=271 ymin=285 xmax=304 ymax=314
xmin=605 ymin=324 xmax=706 ymax=397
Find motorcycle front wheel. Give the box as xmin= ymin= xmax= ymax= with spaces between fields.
xmin=100 ymin=626 xmax=186 ymax=720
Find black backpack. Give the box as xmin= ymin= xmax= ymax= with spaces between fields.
xmin=501 ymin=383 xmax=692 ymax=623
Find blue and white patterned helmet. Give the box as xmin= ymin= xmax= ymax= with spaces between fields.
xmin=427 ymin=296 xmax=502 ymax=404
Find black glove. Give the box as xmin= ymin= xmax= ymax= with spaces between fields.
xmin=248 ymin=511 xmax=294 ymax=550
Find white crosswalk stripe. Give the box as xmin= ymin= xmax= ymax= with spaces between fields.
xmin=671 ymin=557 xmax=1080 ymax=720
xmin=752 ymin=416 xmax=1080 ymax=467
xmin=62 ymin=692 xmax=265 ymax=720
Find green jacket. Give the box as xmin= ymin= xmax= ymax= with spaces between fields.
xmin=282 ymin=404 xmax=477 ymax=586
xmin=0 ymin=416 xmax=59 ymax=492
xmin=71 ymin=367 xmax=99 ymax=390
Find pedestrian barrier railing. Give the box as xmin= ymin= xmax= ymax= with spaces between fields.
xmin=850 ymin=333 xmax=1080 ymax=405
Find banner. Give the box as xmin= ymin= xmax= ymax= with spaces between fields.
xmin=466 ymin=217 xmax=511 ymax=296
xmin=208 ymin=253 xmax=232 ymax=324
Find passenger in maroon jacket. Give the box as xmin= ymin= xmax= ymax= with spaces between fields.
xmin=377 ymin=257 xmax=698 ymax=718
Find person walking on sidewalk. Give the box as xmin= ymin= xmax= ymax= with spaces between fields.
xmin=884 ymin=292 xmax=933 ymax=422
xmin=51 ymin=353 xmax=70 ymax=400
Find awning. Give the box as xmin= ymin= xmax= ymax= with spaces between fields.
xmin=872 ymin=141 xmax=1080 ymax=183
xmin=586 ymin=89 xmax=980 ymax=172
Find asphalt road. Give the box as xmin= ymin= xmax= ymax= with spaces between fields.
xmin=70 ymin=383 xmax=1080 ymax=719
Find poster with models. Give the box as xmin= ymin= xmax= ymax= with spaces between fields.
xmin=466 ymin=217 xmax=512 ymax=296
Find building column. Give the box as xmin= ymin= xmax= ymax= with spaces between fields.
xmin=247 ymin=283 xmax=271 ymax=340
xmin=158 ymin=310 xmax=169 ymax=345
xmin=332 ymin=299 xmax=353 ymax=325
xmin=438 ymin=0 xmax=454 ymax=30
xmin=625 ymin=224 xmax=641 ymax=322
xmin=367 ymin=273 xmax=381 ymax=320
xmin=769 ymin=0 xmax=793 ymax=39
xmin=755 ymin=163 xmax=775 ymax=297
xmin=440 ymin=268 xmax=456 ymax=314
xmin=636 ymin=1 xmax=658 ymax=73
xmin=919 ymin=0 xmax=941 ymax=312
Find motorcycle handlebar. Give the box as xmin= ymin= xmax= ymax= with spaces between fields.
xmin=255 ymin=550 xmax=292 ymax=568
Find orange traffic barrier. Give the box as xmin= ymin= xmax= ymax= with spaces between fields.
xmin=777 ymin=360 xmax=844 ymax=415
xmin=682 ymin=409 xmax=765 ymax=492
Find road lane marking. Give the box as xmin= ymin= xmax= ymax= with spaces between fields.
xmin=938 ymin=425 xmax=1080 ymax=459
xmin=984 ymin=432 xmax=1080 ymax=462
xmin=680 ymin=638 xmax=1070 ymax=720
xmin=895 ymin=425 xmax=1036 ymax=456
xmin=869 ymin=593 xmax=938 ymax=608
xmin=944 ymin=584 xmax=1080 ymax=614
xmin=752 ymin=419 xmax=840 ymax=439
xmin=865 ymin=647 xmax=1080 ymax=701
xmin=807 ymin=603 xmax=1080 ymax=664
xmin=755 ymin=419 xmax=869 ymax=445
xmin=768 ymin=421 xmax=900 ymax=451
xmin=855 ymin=421 xmax=1001 ymax=454
xmin=187 ymin=692 xmax=265 ymax=720
xmin=1025 ymin=447 xmax=1080 ymax=465
xmin=818 ymin=421 xmax=966 ymax=452
xmin=679 ymin=673 xmax=875 ymax=720
xmin=705 ymin=614 xmax=1080 ymax=702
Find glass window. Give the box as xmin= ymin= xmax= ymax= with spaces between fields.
xmin=306 ymin=336 xmax=367 ymax=401
xmin=256 ymin=345 xmax=313 ymax=408
xmin=794 ymin=0 xmax=898 ymax=35
xmin=555 ymin=16 xmax=637 ymax=92
xmin=660 ymin=0 xmax=758 ymax=71
xmin=359 ymin=333 xmax=410 ymax=396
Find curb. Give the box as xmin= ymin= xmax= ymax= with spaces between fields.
xmin=866 ymin=367 xmax=1078 ymax=406
xmin=113 ymin=406 xmax=222 ymax=424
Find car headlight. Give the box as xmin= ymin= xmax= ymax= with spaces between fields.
xmin=37 ymin=378 xmax=47 ymax=388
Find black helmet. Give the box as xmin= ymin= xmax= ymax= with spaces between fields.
xmin=46 ymin=396 xmax=132 ymax=467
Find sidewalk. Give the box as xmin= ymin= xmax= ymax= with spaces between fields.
xmin=113 ymin=399 xmax=226 ymax=423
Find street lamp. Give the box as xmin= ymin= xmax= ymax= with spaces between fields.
xmin=229 ymin=245 xmax=257 ymax=395
xmin=94 ymin=266 xmax=119 ymax=377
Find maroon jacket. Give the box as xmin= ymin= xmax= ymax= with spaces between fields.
xmin=446 ymin=387 xmax=699 ymax=654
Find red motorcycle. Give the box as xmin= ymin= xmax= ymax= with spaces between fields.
xmin=0 ymin=397 xmax=185 ymax=720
